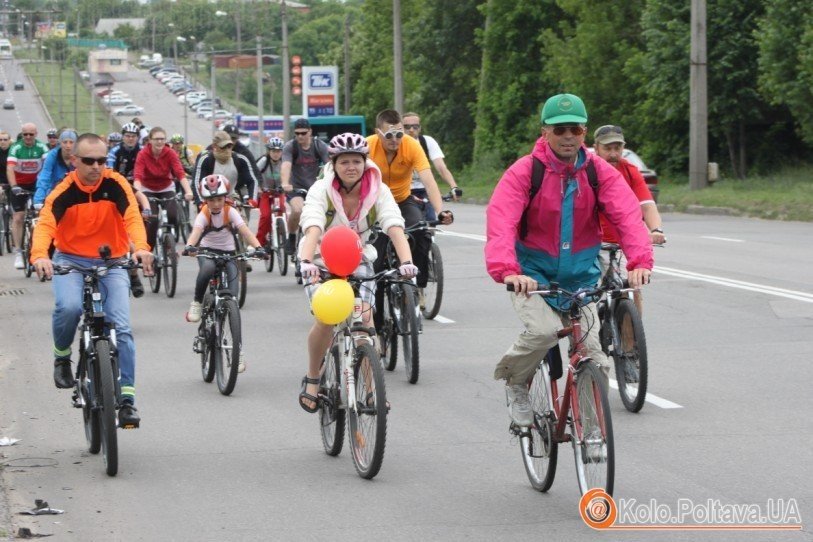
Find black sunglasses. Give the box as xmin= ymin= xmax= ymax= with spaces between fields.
xmin=551 ymin=125 xmax=586 ymax=136
xmin=294 ymin=131 xmax=309 ymax=136
xmin=22 ymin=133 xmax=35 ymax=136
xmin=78 ymin=156 xmax=107 ymax=166
xmin=403 ymin=124 xmax=421 ymax=130
xmin=594 ymin=125 xmax=623 ymax=138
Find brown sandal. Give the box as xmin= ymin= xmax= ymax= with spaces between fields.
xmin=298 ymin=376 xmax=320 ymax=413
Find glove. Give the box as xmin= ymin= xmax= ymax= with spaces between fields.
xmin=398 ymin=262 xmax=419 ymax=278
xmin=141 ymin=208 xmax=152 ymax=218
xmin=33 ymin=203 xmax=43 ymax=211
xmin=10 ymin=185 xmax=23 ymax=196
xmin=183 ymin=244 xmax=198 ymax=256
xmin=299 ymin=261 xmax=320 ymax=280
xmin=253 ymin=247 xmax=268 ymax=259
xmin=438 ymin=210 xmax=454 ymax=224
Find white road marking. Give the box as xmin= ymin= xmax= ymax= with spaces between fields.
xmin=431 ymin=315 xmax=455 ymax=324
xmin=608 ymin=379 xmax=683 ymax=409
xmin=656 ymin=266 xmax=813 ymax=303
xmin=436 ymin=230 xmax=486 ymax=242
xmin=701 ymin=236 xmax=745 ymax=243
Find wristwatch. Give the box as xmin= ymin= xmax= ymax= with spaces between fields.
xmin=650 ymin=227 xmax=664 ymax=234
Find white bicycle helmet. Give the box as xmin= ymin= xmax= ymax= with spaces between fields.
xmin=108 ymin=132 xmax=123 ymax=143
xmin=199 ymin=174 xmax=231 ymax=199
xmin=266 ymin=137 xmax=284 ymax=150
xmin=121 ymin=122 xmax=140 ymax=135
xmin=327 ymin=132 xmax=368 ymax=159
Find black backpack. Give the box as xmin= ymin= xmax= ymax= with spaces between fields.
xmin=519 ymin=158 xmax=600 ymax=240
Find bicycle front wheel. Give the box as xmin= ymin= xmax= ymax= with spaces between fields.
xmin=215 ymin=299 xmax=241 ymax=396
xmin=320 ymin=345 xmax=345 ymax=456
xmin=162 ymin=233 xmax=178 ymax=298
xmin=78 ymin=353 xmax=101 ymax=454
xmin=381 ymin=285 xmax=397 ymax=371
xmin=275 ymin=217 xmax=288 ymax=276
xmin=200 ymin=294 xmax=216 ymax=383
xmin=95 ymin=340 xmax=118 ymax=477
xmin=614 ymin=298 xmax=648 ymax=413
xmin=149 ymin=247 xmax=161 ymax=293
xmin=21 ymin=224 xmax=32 ymax=277
xmin=421 ymin=242 xmax=444 ymax=319
xmin=572 ymin=360 xmax=614 ymax=496
xmin=347 ymin=343 xmax=387 ymax=479
xmin=401 ymin=286 xmax=420 ymax=384
xmin=236 ymin=261 xmax=248 ymax=308
xmin=521 ymin=363 xmax=558 ymax=491
xmin=0 ymin=208 xmax=5 ymax=256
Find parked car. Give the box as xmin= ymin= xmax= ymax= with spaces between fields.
xmin=204 ymin=109 xmax=233 ymax=121
xmin=114 ymin=105 xmax=145 ymax=117
xmin=622 ymin=149 xmax=659 ymax=202
xmin=196 ymin=106 xmax=214 ymax=118
xmin=13 ymin=81 xmax=24 ymax=90
xmin=2 ymin=98 xmax=14 ymax=109
xmin=103 ymin=96 xmax=133 ymax=106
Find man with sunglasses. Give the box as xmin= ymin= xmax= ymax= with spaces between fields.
xmin=7 ymin=123 xmax=49 ymax=270
xmin=193 ymin=131 xmax=260 ymax=207
xmin=485 ymin=93 xmax=653 ymax=427
xmin=402 ymin=112 xmax=462 ymax=212
xmin=366 ymin=109 xmax=453 ymax=333
xmin=280 ymin=118 xmax=330 ymax=254
xmin=31 ymin=133 xmax=154 ymax=428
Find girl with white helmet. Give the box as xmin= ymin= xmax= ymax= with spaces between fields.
xmin=295 ymin=132 xmax=417 ymax=413
xmin=255 ymin=137 xmax=285 ymax=244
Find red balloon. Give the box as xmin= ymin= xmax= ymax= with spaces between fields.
xmin=321 ymin=226 xmax=362 ymax=277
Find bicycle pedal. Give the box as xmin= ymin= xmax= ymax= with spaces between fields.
xmin=120 ymin=423 xmax=139 ymax=430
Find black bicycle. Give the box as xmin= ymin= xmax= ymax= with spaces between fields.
xmin=146 ymin=197 xmax=179 ymax=298
xmin=0 ymin=185 xmax=12 ymax=256
xmin=175 ymin=192 xmax=192 ymax=244
xmin=189 ymin=249 xmax=260 ymax=395
xmin=18 ymin=189 xmax=37 ymax=278
xmin=54 ymin=248 xmax=141 ymax=477
xmin=597 ymin=243 xmax=648 ymax=413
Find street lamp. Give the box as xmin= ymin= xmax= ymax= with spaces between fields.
xmin=175 ymin=36 xmax=189 ymax=144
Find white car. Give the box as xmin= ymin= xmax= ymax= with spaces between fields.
xmin=114 ymin=105 xmax=145 ymax=117
xmin=178 ymin=92 xmax=206 ymax=104
xmin=204 ymin=109 xmax=233 ymax=121
xmin=196 ymin=106 xmax=214 ymax=118
xmin=103 ymin=96 xmax=133 ymax=106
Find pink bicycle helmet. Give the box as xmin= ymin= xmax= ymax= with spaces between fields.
xmin=199 ymin=174 xmax=231 ymax=199
xmin=327 ymin=132 xmax=368 ymax=160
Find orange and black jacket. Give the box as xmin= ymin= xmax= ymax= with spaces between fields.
xmin=30 ymin=169 xmax=149 ymax=262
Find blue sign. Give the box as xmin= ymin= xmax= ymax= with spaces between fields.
xmin=309 ymin=73 xmax=333 ymax=89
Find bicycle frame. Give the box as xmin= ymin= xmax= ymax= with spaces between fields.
xmin=331 ymin=282 xmax=375 ymax=415
xmin=597 ymin=245 xmax=636 ymax=355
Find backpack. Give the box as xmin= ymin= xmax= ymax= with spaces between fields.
xmin=198 ymin=203 xmax=237 ymax=241
xmin=292 ymin=137 xmax=327 ymax=167
xmin=519 ymin=157 xmax=600 ymax=241
xmin=418 ymin=135 xmax=430 ymax=160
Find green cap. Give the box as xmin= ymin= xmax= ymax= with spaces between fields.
xmin=541 ymin=93 xmax=588 ymax=125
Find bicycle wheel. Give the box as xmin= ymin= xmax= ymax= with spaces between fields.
xmin=162 ymin=233 xmax=178 ymax=298
xmin=95 ymin=340 xmax=118 ymax=477
xmin=521 ymin=363 xmax=558 ymax=491
xmin=179 ymin=200 xmax=191 ymax=244
xmin=320 ymin=345 xmax=346 ymax=456
xmin=0 ymin=208 xmax=5 ymax=256
xmin=21 ymin=224 xmax=32 ymax=277
xmin=275 ymin=217 xmax=288 ymax=276
xmin=401 ymin=286 xmax=420 ymax=384
xmin=236 ymin=261 xmax=248 ymax=308
xmin=572 ymin=360 xmax=614 ymax=496
xmin=78 ymin=354 xmax=101 ymax=454
xmin=215 ymin=298 xmax=241 ymax=396
xmin=200 ymin=293 xmax=216 ymax=383
xmin=421 ymin=242 xmax=444 ymax=320
xmin=347 ymin=343 xmax=387 ymax=479
xmin=149 ymin=248 xmax=161 ymax=293
xmin=3 ymin=207 xmax=12 ymax=254
xmin=613 ymin=298 xmax=648 ymax=413
xmin=380 ymin=285 xmax=397 ymax=371
xmin=264 ymin=238 xmax=274 ymax=272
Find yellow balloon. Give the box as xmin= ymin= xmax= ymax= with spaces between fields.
xmin=312 ymin=279 xmax=354 ymax=325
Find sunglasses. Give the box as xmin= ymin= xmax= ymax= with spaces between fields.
xmin=22 ymin=133 xmax=35 ymax=136
xmin=551 ymin=125 xmax=586 ymax=136
xmin=594 ymin=125 xmax=623 ymax=138
xmin=379 ymin=128 xmax=405 ymax=141
xmin=78 ymin=156 xmax=107 ymax=166
xmin=294 ymin=131 xmax=309 ymax=136
xmin=48 ymin=135 xmax=58 ymax=139
xmin=151 ymin=137 xmax=166 ymax=141
xmin=403 ymin=124 xmax=421 ymax=130
xmin=217 ymin=144 xmax=234 ymax=150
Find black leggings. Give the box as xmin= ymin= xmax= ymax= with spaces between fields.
xmin=194 ymin=255 xmax=238 ymax=303
xmin=372 ymin=197 xmax=431 ymax=329
xmin=144 ymin=191 xmax=179 ymax=249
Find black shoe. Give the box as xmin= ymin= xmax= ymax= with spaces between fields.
xmin=53 ymin=358 xmax=74 ymax=389
xmin=130 ymin=274 xmax=145 ymax=298
xmin=118 ymin=403 xmax=140 ymax=429
xmin=284 ymin=238 xmax=295 ymax=255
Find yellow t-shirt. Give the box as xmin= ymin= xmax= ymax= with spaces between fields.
xmin=366 ymin=134 xmax=430 ymax=203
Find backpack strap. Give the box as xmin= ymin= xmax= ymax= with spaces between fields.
xmin=199 ymin=203 xmax=234 ymax=241
xmin=324 ymin=198 xmax=377 ymax=231
xmin=519 ymin=157 xmax=545 ymax=241
xmin=418 ymin=135 xmax=430 ymax=160
xmin=586 ymin=160 xmax=601 ymax=214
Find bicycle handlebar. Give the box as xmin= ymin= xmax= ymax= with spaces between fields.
xmin=506 ymin=282 xmax=604 ymax=301
xmin=183 ymin=248 xmax=263 ymax=261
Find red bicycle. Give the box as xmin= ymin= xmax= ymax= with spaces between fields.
xmin=259 ymin=187 xmax=289 ymax=276
xmin=508 ymin=282 xmax=615 ymax=496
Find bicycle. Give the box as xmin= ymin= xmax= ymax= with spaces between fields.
xmin=145 ymin=196 xmax=179 ymax=298
xmin=288 ymin=188 xmax=309 ymax=285
xmin=317 ymin=270 xmax=395 ymax=479
xmin=0 ymin=185 xmax=11 ymax=256
xmin=507 ymin=282 xmax=615 ymax=496
xmin=53 ymin=247 xmax=142 ymax=477
xmin=414 ymin=193 xmax=453 ymax=320
xmin=175 ymin=192 xmax=192 ymax=244
xmin=228 ymin=198 xmax=252 ymax=308
xmin=189 ymin=249 xmax=260 ymax=395
xmin=597 ymin=243 xmax=649 ymax=413
xmin=17 ymin=189 xmax=37 ymax=278
xmin=261 ymin=187 xmax=289 ymax=276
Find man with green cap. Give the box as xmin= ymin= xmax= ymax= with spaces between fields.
xmin=484 ymin=93 xmax=654 ymax=427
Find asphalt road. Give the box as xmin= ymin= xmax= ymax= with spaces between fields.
xmin=1 ymin=204 xmax=812 ymax=541
xmin=0 ymin=58 xmax=53 ymax=136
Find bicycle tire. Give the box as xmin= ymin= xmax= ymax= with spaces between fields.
xmin=79 ymin=353 xmax=101 ymax=454
xmin=614 ymin=298 xmax=648 ymax=413
xmin=0 ymin=207 xmax=5 ymax=256
xmin=95 ymin=340 xmax=119 ymax=477
xmin=149 ymin=246 xmax=161 ymax=293
xmin=347 ymin=343 xmax=387 ymax=479
xmin=521 ymin=363 xmax=558 ymax=491
xmin=401 ymin=286 xmax=420 ymax=384
xmin=200 ymin=293 xmax=216 ymax=383
xmin=320 ymin=345 xmax=346 ymax=456
xmin=572 ymin=360 xmax=614 ymax=496
xmin=264 ymin=237 xmax=274 ymax=272
xmin=380 ymin=285 xmax=397 ymax=371
xmin=2 ymin=206 xmax=12 ymax=254
xmin=421 ymin=242 xmax=444 ymax=320
xmin=237 ymin=261 xmax=247 ymax=308
xmin=215 ymin=298 xmax=241 ymax=396
xmin=179 ymin=200 xmax=191 ymax=244
xmin=22 ymin=224 xmax=32 ymax=277
xmin=162 ymin=233 xmax=178 ymax=298
xmin=275 ymin=217 xmax=288 ymax=276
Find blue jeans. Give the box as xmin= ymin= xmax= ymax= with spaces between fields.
xmin=52 ymin=252 xmax=136 ymax=400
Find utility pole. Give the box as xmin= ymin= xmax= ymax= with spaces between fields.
xmin=235 ymin=8 xmax=242 ymax=107
xmin=281 ymin=0 xmax=290 ymax=139
xmin=210 ymin=47 xmax=217 ymax=136
xmin=689 ymin=0 xmax=708 ymax=190
xmin=73 ymin=67 xmax=78 ymax=129
xmin=393 ymin=0 xmax=403 ymax=113
xmin=343 ymin=14 xmax=350 ymax=114
xmin=256 ymin=35 xmax=263 ymax=145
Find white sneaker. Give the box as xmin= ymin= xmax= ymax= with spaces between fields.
xmin=13 ymin=252 xmax=24 ymax=270
xmin=505 ymin=384 xmax=533 ymax=427
xmin=238 ymin=351 xmax=246 ymax=373
xmin=186 ymin=301 xmax=202 ymax=322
